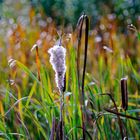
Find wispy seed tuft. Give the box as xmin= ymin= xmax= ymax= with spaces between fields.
xmin=48 ymin=45 xmax=66 ymax=93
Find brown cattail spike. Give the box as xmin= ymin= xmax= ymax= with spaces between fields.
xmin=121 ymin=77 xmax=128 ymax=111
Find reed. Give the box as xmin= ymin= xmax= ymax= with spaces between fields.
xmin=48 ymin=42 xmax=66 ymax=140
xmin=76 ymin=13 xmax=89 ymax=140
xmin=31 ymin=44 xmax=41 ymax=81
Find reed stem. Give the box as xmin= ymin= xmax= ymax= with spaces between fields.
xmin=60 ymin=91 xmax=64 ymax=140
xmin=35 ymin=46 xmax=41 ymax=81
xmin=101 ymin=93 xmax=125 ymax=139
xmin=76 ymin=14 xmax=89 ymax=140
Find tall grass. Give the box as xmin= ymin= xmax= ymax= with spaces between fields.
xmin=0 ymin=4 xmax=140 ymax=140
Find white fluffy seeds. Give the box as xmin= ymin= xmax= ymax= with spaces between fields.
xmin=48 ymin=45 xmax=66 ymax=93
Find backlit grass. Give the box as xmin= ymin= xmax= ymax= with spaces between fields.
xmin=0 ymin=1 xmax=140 ymax=140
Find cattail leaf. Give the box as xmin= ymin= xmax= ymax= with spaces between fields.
xmin=16 ymin=60 xmax=40 ymax=83
xmin=137 ymin=32 xmax=140 ymax=41
xmin=25 ymin=81 xmax=37 ymax=108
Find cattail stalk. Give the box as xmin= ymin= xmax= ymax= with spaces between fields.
xmin=77 ymin=14 xmax=84 ymax=84
xmin=76 ymin=14 xmax=89 ymax=140
xmin=104 ymin=108 xmax=140 ymax=121
xmin=49 ymin=117 xmax=56 ymax=140
xmin=48 ymin=43 xmax=66 ymax=140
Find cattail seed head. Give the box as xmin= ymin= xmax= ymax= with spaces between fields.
xmin=120 ymin=77 xmax=128 ymax=111
xmin=48 ymin=45 xmax=66 ymax=93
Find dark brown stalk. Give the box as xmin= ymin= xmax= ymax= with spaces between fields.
xmin=104 ymin=108 xmax=140 ymax=121
xmin=35 ymin=46 xmax=41 ymax=81
xmin=63 ymin=74 xmax=66 ymax=92
xmin=56 ymin=121 xmax=60 ymax=140
xmin=50 ymin=118 xmax=56 ymax=140
xmin=56 ymin=116 xmax=64 ymax=140
xmin=120 ymin=78 xmax=128 ymax=111
xmin=81 ymin=15 xmax=89 ymax=97
xmin=59 ymin=120 xmax=63 ymax=140
xmin=101 ymin=93 xmax=125 ymax=139
xmin=81 ymin=15 xmax=89 ymax=140
xmin=77 ymin=14 xmax=84 ymax=85
xmin=76 ymin=14 xmax=89 ymax=140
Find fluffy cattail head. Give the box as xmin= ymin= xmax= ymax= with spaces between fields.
xmin=48 ymin=45 xmax=66 ymax=93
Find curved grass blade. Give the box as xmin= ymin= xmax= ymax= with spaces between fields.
xmin=16 ymin=60 xmax=40 ymax=84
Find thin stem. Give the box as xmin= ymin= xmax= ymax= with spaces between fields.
xmin=77 ymin=15 xmax=84 ymax=86
xmin=76 ymin=14 xmax=89 ymax=140
xmin=77 ymin=14 xmax=85 ymax=140
xmin=101 ymin=93 xmax=125 ymax=139
xmin=105 ymin=108 xmax=140 ymax=121
xmin=35 ymin=46 xmax=41 ymax=81
xmin=49 ymin=117 xmax=56 ymax=140
xmin=60 ymin=91 xmax=64 ymax=140
xmin=124 ymin=111 xmax=128 ymax=138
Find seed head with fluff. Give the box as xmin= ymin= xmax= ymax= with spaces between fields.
xmin=48 ymin=45 xmax=66 ymax=93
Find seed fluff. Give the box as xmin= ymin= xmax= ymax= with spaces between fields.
xmin=48 ymin=45 xmax=66 ymax=93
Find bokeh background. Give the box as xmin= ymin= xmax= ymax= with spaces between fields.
xmin=0 ymin=0 xmax=140 ymax=139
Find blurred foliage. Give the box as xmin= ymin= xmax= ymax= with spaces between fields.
xmin=30 ymin=0 xmax=140 ymax=30
xmin=0 ymin=0 xmax=140 ymax=139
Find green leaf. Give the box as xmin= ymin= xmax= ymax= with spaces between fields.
xmin=137 ymin=32 xmax=140 ymax=41
xmin=16 ymin=60 xmax=40 ymax=84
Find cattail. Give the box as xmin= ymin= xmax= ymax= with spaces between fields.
xmin=48 ymin=44 xmax=66 ymax=140
xmin=120 ymin=77 xmax=128 ymax=111
xmin=48 ymin=45 xmax=66 ymax=93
